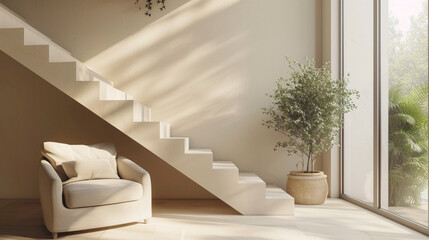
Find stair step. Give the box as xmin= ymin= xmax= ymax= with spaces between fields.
xmin=183 ymin=148 xmax=213 ymax=163
xmin=213 ymin=161 xmax=238 ymax=170
xmin=265 ymin=185 xmax=293 ymax=199
xmin=165 ymin=137 xmax=189 ymax=140
xmin=99 ymin=100 xmax=150 ymax=123
xmin=186 ymin=149 xmax=212 ymax=154
xmin=238 ymin=172 xmax=265 ymax=184
xmin=22 ymin=44 xmax=49 ymax=62
xmin=164 ymin=137 xmax=189 ymax=149
xmin=99 ymin=81 xmax=132 ymax=100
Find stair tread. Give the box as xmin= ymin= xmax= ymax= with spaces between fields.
xmin=165 ymin=137 xmax=189 ymax=140
xmin=238 ymin=172 xmax=265 ymax=184
xmin=213 ymin=161 xmax=238 ymax=170
xmin=265 ymin=185 xmax=293 ymax=199
xmin=99 ymin=99 xmax=149 ymax=108
xmin=0 ymin=27 xmax=23 ymax=32
xmin=187 ymin=149 xmax=212 ymax=154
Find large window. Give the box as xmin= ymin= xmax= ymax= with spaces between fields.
xmin=342 ymin=0 xmax=429 ymax=233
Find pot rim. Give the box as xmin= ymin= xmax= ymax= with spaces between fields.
xmin=289 ymin=170 xmax=325 ymax=176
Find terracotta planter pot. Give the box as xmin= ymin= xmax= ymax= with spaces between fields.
xmin=286 ymin=171 xmax=328 ymax=205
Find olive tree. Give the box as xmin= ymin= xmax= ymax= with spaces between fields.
xmin=262 ymin=57 xmax=359 ymax=173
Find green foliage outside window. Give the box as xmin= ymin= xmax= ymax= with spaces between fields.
xmin=388 ymin=1 xmax=428 ymax=207
xmin=389 ymin=83 xmax=428 ymax=206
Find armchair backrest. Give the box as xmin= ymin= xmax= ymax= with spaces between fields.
xmin=41 ymin=142 xmax=118 ymax=182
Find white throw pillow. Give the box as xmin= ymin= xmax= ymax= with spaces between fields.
xmin=62 ymin=158 xmax=119 ymax=184
xmin=41 ymin=142 xmax=119 ymax=183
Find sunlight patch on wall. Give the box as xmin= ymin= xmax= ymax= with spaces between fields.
xmin=84 ymin=0 xmax=246 ymax=132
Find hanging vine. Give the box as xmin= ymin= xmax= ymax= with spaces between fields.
xmin=135 ymin=0 xmax=166 ymax=16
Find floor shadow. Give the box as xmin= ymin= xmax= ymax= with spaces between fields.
xmin=0 ymin=199 xmax=51 ymax=239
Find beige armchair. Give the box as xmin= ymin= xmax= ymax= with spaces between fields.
xmin=39 ymin=144 xmax=152 ymax=239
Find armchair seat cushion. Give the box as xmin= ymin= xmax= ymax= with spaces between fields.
xmin=63 ymin=179 xmax=142 ymax=209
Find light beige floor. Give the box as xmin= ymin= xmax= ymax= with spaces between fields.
xmin=0 ymin=199 xmax=428 ymax=240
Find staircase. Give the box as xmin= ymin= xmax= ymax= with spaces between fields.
xmin=0 ymin=3 xmax=294 ymax=215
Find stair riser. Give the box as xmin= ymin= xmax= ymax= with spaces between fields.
xmin=127 ymin=122 xmax=164 ymax=143
xmin=160 ymin=122 xmax=170 ymax=138
xmin=100 ymin=81 xmax=129 ymax=101
xmin=158 ymin=138 xmax=188 ymax=154
xmin=75 ymin=62 xmax=91 ymax=82
xmin=261 ymin=199 xmax=295 ymax=215
xmin=188 ymin=170 xmax=240 ymax=189
xmin=184 ymin=153 xmax=213 ymax=163
xmin=199 ymin=180 xmax=268 ymax=214
xmin=212 ymin=169 xmax=239 ymax=182
xmin=22 ymin=45 xmax=49 ymax=62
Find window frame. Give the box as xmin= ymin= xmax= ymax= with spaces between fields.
xmin=339 ymin=0 xmax=429 ymax=235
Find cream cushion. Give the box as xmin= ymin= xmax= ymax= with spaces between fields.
xmin=62 ymin=158 xmax=119 ymax=184
xmin=63 ymin=179 xmax=142 ymax=209
xmin=41 ymin=142 xmax=119 ymax=183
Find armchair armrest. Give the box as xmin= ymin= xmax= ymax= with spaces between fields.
xmin=38 ymin=160 xmax=64 ymax=232
xmin=117 ymin=155 xmax=152 ymax=200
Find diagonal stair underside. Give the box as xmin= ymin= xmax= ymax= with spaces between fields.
xmin=0 ymin=4 xmax=294 ymax=215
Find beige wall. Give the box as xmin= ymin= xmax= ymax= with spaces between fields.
xmin=0 ymin=51 xmax=214 ymax=199
xmin=0 ymin=0 xmax=323 ymax=195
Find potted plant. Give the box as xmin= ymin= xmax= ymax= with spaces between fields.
xmin=262 ymin=57 xmax=359 ymax=204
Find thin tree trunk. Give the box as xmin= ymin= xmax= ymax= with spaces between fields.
xmin=306 ymin=155 xmax=310 ymax=173
xmin=307 ymin=144 xmax=313 ymax=173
